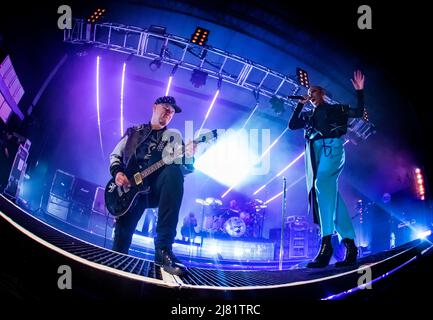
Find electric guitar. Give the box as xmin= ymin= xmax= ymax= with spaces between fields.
xmin=104 ymin=129 xmax=218 ymax=217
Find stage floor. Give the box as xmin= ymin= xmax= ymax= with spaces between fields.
xmin=1 ymin=193 xmax=433 ymax=301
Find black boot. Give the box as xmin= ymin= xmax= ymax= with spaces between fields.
xmin=335 ymin=238 xmax=358 ymax=267
xmin=155 ymin=248 xmax=187 ymax=276
xmin=307 ymin=235 xmax=333 ymax=268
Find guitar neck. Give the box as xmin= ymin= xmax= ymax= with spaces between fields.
xmin=137 ymin=129 xmax=217 ymax=180
xmin=141 ymin=158 xmax=169 ymax=179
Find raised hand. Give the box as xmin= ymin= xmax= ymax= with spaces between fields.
xmin=351 ymin=70 xmax=365 ymax=90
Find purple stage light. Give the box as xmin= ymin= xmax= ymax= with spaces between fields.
xmin=264 ymin=191 xmax=283 ymax=205
xmin=120 ymin=62 xmax=126 ymax=137
xmin=165 ymin=75 xmax=173 ymax=96
xmin=96 ymin=56 xmax=104 ymax=158
xmin=254 ymin=151 xmax=305 ymax=195
xmin=197 ymin=89 xmax=219 ymax=136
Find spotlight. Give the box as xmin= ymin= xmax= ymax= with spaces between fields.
xmin=148 ymin=25 xmax=167 ymax=35
xmin=417 ymin=230 xmax=431 ymax=239
xmin=149 ymin=58 xmax=162 ymax=71
xmin=413 ymin=167 xmax=427 ymax=200
xmin=296 ymin=68 xmax=310 ymax=88
xmin=190 ymin=27 xmax=210 ymax=46
xmin=149 ymin=39 xmax=169 ymax=72
xmin=190 ymin=69 xmax=208 ymax=88
xmin=270 ymin=96 xmax=285 ymax=114
xmin=87 ymin=8 xmax=106 ymax=23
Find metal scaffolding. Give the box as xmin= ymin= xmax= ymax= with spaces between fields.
xmin=64 ymin=19 xmax=375 ymax=141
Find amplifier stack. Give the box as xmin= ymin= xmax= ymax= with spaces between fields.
xmin=46 ymin=169 xmax=113 ymax=238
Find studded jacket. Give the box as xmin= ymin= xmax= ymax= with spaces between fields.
xmin=109 ymin=123 xmax=194 ymax=178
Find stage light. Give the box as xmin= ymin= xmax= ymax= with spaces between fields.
xmin=165 ymin=76 xmax=173 ymax=96
xmin=207 ymin=245 xmax=220 ymax=255
xmin=194 ymin=130 xmax=257 ymax=187
xmin=221 ymin=128 xmax=287 ymax=198
xmin=149 ymin=38 xmax=169 ymax=72
xmin=120 ymin=62 xmax=126 ymax=137
xmin=414 ymin=167 xmax=427 ymax=200
xmin=196 ymin=77 xmax=221 ymax=137
xmin=87 ymin=8 xmax=106 ymax=24
xmin=165 ymin=64 xmax=178 ymax=96
xmin=240 ymin=102 xmax=259 ymax=130
xmin=148 ymin=25 xmax=167 ymax=35
xmin=96 ymin=56 xmax=104 ymax=159
xmin=190 ymin=69 xmax=208 ymax=88
xmin=269 ymin=96 xmax=285 ymax=115
xmin=253 ymin=150 xmax=305 ymax=195
xmin=149 ymin=58 xmax=162 ymax=71
xmin=263 ymin=175 xmax=306 ymax=204
xmin=417 ymin=230 xmax=432 ymax=239
xmin=252 ymin=140 xmax=348 ymax=196
xmin=234 ymin=247 xmax=243 ymax=257
xmin=190 ymin=27 xmax=210 ymax=46
xmin=296 ymin=68 xmax=310 ymax=88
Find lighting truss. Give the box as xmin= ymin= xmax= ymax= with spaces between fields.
xmin=64 ymin=19 xmax=375 ymax=140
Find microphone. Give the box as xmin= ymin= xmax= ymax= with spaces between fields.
xmin=287 ymin=95 xmax=306 ymax=99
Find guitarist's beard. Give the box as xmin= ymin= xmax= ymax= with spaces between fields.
xmin=158 ymin=117 xmax=168 ymax=127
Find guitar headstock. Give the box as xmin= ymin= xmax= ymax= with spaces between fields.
xmin=194 ymin=129 xmax=218 ymax=145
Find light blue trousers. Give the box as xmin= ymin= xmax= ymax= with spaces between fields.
xmin=305 ymin=138 xmax=356 ymax=239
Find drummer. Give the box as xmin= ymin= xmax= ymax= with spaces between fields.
xmin=228 ymin=199 xmax=240 ymax=213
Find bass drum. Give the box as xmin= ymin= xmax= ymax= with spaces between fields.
xmin=223 ymin=216 xmax=246 ymax=238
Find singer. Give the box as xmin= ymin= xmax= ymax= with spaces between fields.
xmin=288 ymin=70 xmax=365 ymax=268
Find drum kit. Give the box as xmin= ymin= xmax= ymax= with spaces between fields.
xmin=196 ymin=197 xmax=267 ymax=238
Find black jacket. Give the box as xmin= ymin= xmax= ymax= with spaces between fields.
xmin=288 ymin=90 xmax=365 ymax=140
xmin=109 ymin=123 xmax=194 ymax=178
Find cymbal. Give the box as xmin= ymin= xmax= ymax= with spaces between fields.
xmin=195 ymin=198 xmax=205 ymax=205
xmin=205 ymin=197 xmax=222 ymax=206
xmin=196 ymin=197 xmax=222 ymax=206
xmin=246 ymin=199 xmax=264 ymax=205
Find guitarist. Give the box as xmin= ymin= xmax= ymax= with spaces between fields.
xmin=109 ymin=96 xmax=196 ymax=276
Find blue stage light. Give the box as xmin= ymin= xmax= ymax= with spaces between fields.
xmin=417 ymin=229 xmax=432 ymax=239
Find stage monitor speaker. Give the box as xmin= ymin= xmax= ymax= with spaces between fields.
xmin=71 ymin=178 xmax=97 ymax=207
xmin=50 ymin=169 xmax=75 ymax=200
